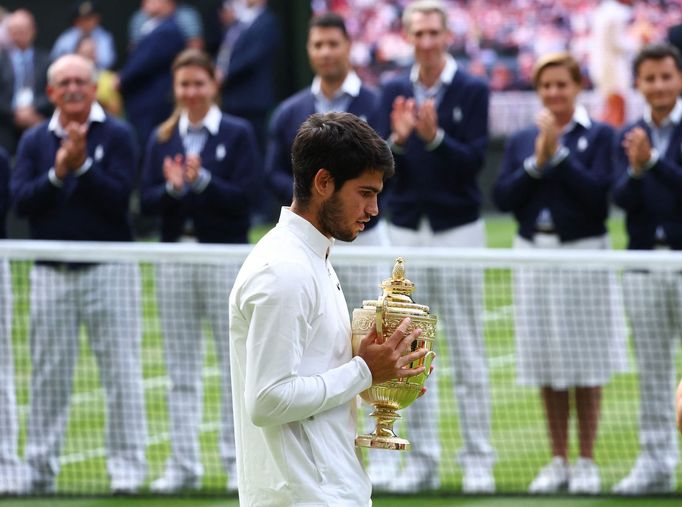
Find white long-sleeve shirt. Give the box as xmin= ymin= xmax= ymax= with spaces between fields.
xmin=229 ymin=207 xmax=373 ymax=506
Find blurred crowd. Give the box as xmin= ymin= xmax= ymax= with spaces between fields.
xmin=314 ymin=0 xmax=682 ymax=89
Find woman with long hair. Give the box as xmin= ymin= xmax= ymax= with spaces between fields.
xmin=140 ymin=48 xmax=261 ymax=493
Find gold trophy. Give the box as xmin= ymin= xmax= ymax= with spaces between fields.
xmin=351 ymin=257 xmax=437 ymax=451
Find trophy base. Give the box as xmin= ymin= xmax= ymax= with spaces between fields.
xmin=355 ymin=434 xmax=411 ymax=451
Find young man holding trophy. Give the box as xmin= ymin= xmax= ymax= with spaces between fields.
xmin=229 ymin=111 xmax=430 ymax=505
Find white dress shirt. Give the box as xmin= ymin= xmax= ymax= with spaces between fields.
xmin=229 ymin=207 xmax=373 ymax=506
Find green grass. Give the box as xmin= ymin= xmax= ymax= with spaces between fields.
xmin=8 ymin=213 xmax=682 ymax=502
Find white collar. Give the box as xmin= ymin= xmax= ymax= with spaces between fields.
xmin=311 ymin=71 xmax=362 ymax=99
xmin=178 ymin=105 xmax=222 ymax=136
xmin=278 ymin=207 xmax=334 ymax=260
xmin=644 ymin=98 xmax=682 ymax=128
xmin=564 ymin=104 xmax=592 ymax=133
xmin=410 ymin=53 xmax=457 ymax=86
xmin=48 ymin=101 xmax=106 ymax=137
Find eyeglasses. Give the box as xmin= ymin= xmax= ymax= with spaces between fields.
xmin=52 ymin=77 xmax=91 ymax=88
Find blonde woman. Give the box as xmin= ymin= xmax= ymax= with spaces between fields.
xmin=140 ymin=49 xmax=261 ymax=493
xmin=493 ymin=52 xmax=627 ymax=494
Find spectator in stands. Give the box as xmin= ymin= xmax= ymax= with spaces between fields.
xmin=265 ymin=11 xmax=396 ymax=489
xmin=217 ymin=0 xmax=281 ymax=151
xmin=493 ymin=52 xmax=628 ymax=495
xmin=611 ymin=42 xmax=682 ymax=495
xmin=75 ymin=35 xmax=123 ymax=117
xmin=376 ymin=0 xmax=495 ymax=493
xmin=50 ymin=0 xmax=116 ymax=70
xmin=118 ymin=0 xmax=185 ymax=149
xmin=140 ymin=49 xmax=261 ymax=494
xmin=128 ymin=0 xmax=204 ymax=49
xmin=10 ymin=54 xmax=147 ymax=494
xmin=0 ymin=8 xmax=52 ymax=154
xmin=0 ymin=147 xmax=24 ymax=496
xmin=589 ymin=0 xmax=638 ymax=127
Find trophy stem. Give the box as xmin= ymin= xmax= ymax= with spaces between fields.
xmin=355 ymin=406 xmax=411 ymax=451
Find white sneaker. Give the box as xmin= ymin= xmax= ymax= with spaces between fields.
xmin=150 ymin=469 xmax=200 ymax=494
xmin=528 ymin=456 xmax=569 ymax=493
xmin=612 ymin=457 xmax=675 ymax=495
xmin=569 ymin=458 xmax=600 ymax=494
xmin=463 ymin=464 xmax=495 ymax=493
xmin=0 ymin=473 xmax=30 ymax=495
xmin=111 ymin=475 xmax=145 ymax=495
xmin=388 ymin=461 xmax=439 ymax=493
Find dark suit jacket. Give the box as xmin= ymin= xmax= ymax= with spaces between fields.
xmin=265 ymin=85 xmax=380 ymax=205
xmin=220 ymin=8 xmax=280 ymax=116
xmin=11 ymin=115 xmax=138 ymax=241
xmin=140 ymin=115 xmax=262 ymax=244
xmin=119 ymin=15 xmax=185 ymax=147
xmin=0 ymin=147 xmax=9 ymax=238
xmin=493 ymin=120 xmax=614 ymax=243
xmin=0 ymin=47 xmax=52 ymax=154
xmin=377 ymin=68 xmax=489 ymax=232
xmin=612 ymin=119 xmax=682 ymax=250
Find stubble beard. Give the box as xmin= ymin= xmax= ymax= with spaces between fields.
xmin=319 ymin=192 xmax=357 ymax=242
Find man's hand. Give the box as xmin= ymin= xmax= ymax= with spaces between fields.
xmin=415 ymin=99 xmax=438 ymax=143
xmin=390 ymin=96 xmax=417 ymax=146
xmin=63 ymin=122 xmax=88 ymax=170
xmin=623 ymin=127 xmax=652 ymax=176
xmin=356 ymin=317 xmax=429 ymax=385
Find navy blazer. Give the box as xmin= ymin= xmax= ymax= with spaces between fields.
xmin=377 ymin=68 xmax=489 ymax=231
xmin=140 ymin=115 xmax=262 ymax=244
xmin=493 ymin=120 xmax=613 ymax=242
xmin=266 ymin=86 xmax=380 ymax=204
xmin=119 ymin=16 xmax=185 ymax=145
xmin=11 ymin=116 xmax=137 ymax=241
xmin=0 ymin=147 xmax=9 ymax=238
xmin=221 ymin=8 xmax=280 ymax=115
xmin=612 ymin=119 xmax=682 ymax=250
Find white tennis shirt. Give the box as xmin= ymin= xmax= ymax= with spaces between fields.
xmin=229 ymin=207 xmax=373 ymax=506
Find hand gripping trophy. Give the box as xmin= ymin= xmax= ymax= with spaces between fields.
xmin=351 ymin=257 xmax=437 ymax=451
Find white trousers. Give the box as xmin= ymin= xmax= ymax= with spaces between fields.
xmin=0 ymin=260 xmax=22 ymax=483
xmin=622 ymin=270 xmax=682 ymax=472
xmin=25 ymin=263 xmax=147 ymax=484
xmin=387 ymin=219 xmax=495 ymax=470
xmin=156 ymin=263 xmax=238 ymax=478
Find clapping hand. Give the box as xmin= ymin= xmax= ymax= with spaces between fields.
xmin=534 ymin=109 xmax=560 ymax=168
xmin=622 ymin=127 xmax=651 ymax=177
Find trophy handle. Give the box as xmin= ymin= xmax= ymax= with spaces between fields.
xmin=424 ymin=350 xmax=436 ymax=377
xmin=375 ymin=295 xmax=388 ymax=344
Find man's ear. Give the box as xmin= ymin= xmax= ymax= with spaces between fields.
xmin=312 ymin=168 xmax=335 ymax=198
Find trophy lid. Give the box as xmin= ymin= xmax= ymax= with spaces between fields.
xmin=362 ymin=257 xmax=431 ymax=317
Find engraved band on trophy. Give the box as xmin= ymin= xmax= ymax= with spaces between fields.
xmin=351 ymin=257 xmax=437 ymax=451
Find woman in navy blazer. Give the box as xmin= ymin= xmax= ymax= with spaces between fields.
xmin=493 ymin=52 xmax=627 ymax=495
xmin=141 ymin=49 xmax=261 ymax=494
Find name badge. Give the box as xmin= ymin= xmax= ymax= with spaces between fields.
xmin=216 ymin=144 xmax=226 ymax=161
xmin=577 ymin=136 xmax=588 ymax=152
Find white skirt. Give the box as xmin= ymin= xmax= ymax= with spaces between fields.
xmin=513 ymin=234 xmax=629 ymax=388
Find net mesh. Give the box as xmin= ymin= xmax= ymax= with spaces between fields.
xmin=1 ymin=240 xmax=681 ymax=495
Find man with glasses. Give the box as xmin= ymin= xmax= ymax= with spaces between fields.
xmin=11 ymin=54 xmax=147 ymax=495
